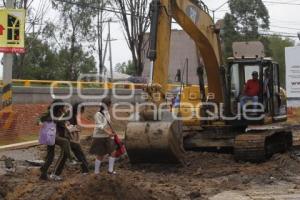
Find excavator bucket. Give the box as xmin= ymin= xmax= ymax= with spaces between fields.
xmin=125 ymin=120 xmax=185 ymax=164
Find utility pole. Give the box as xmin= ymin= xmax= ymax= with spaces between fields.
xmin=2 ymin=0 xmax=14 ymax=113
xmin=108 ymin=19 xmax=113 ymax=81
xmin=104 ymin=18 xmax=117 ymax=82
xmin=102 ymin=33 xmax=109 ymax=70
xmin=211 ymin=1 xmax=228 ymax=23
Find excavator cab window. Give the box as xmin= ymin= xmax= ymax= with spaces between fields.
xmin=228 ymin=60 xmax=287 ymax=123
xmin=228 ymin=61 xmax=263 ymax=116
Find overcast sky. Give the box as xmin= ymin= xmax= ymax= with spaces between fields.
xmin=1 ymin=0 xmax=300 ymax=79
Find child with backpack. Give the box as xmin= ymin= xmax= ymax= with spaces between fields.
xmin=38 ymin=99 xmax=72 ymax=181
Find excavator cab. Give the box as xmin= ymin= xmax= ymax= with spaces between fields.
xmin=226 ymin=42 xmax=287 ymax=125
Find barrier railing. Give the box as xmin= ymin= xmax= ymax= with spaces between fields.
xmin=0 ymin=79 xmax=199 ymax=91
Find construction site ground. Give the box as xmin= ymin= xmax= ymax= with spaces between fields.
xmin=0 ymin=108 xmax=300 ymax=200
xmin=2 ymin=143 xmax=300 ymax=200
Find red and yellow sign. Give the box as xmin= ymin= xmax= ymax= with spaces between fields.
xmin=0 ymin=9 xmax=25 ymax=54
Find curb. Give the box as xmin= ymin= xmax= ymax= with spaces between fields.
xmin=0 ymin=140 xmax=39 ymax=152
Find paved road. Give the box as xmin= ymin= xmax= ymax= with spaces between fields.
xmin=211 ymin=183 xmax=300 ymax=200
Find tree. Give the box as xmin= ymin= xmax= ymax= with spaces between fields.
xmin=268 ymin=35 xmax=295 ymax=86
xmin=115 ymin=60 xmax=135 ymax=76
xmin=12 ymin=36 xmax=62 ymax=80
xmin=57 ymin=46 xmax=96 ymax=79
xmin=12 ymin=36 xmax=96 ymax=80
xmin=49 ymin=0 xmax=96 ymax=80
xmin=13 ymin=0 xmax=51 ymax=78
xmin=114 ymin=0 xmax=150 ymax=76
xmin=222 ymin=0 xmax=270 ymax=58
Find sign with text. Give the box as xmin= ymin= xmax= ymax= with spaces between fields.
xmin=0 ymin=9 xmax=25 ymax=54
xmin=286 ymin=46 xmax=300 ymax=98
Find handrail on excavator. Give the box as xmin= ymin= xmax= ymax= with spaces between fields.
xmin=191 ymin=0 xmax=210 ymax=14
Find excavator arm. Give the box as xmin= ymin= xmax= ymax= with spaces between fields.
xmin=148 ymin=0 xmax=224 ymax=103
xmin=125 ymin=0 xmax=225 ymax=164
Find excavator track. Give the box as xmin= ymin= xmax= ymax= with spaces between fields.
xmin=234 ymin=127 xmax=293 ymax=162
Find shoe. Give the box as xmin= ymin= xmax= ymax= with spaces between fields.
xmin=108 ymin=171 xmax=117 ymax=175
xmin=69 ymin=160 xmax=80 ymax=166
xmin=50 ymin=174 xmax=63 ymax=181
xmin=82 ymin=169 xmax=89 ymax=175
xmin=40 ymin=174 xmax=48 ymax=181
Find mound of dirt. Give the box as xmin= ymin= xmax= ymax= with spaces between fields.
xmin=1 ymin=173 xmax=157 ymax=200
xmin=2 ymin=140 xmax=300 ymax=200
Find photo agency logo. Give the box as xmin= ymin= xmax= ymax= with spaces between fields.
xmin=49 ymin=73 xmax=266 ymax=127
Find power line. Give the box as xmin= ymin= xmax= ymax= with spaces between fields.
xmin=260 ymin=30 xmax=298 ymax=37
xmin=264 ymin=0 xmax=300 ymax=6
xmin=214 ymin=9 xmax=229 ymax=13
xmin=261 ymin=33 xmax=298 ymax=38
xmin=270 ymin=25 xmax=300 ymax=31
xmin=263 ymin=1 xmax=300 ymax=5
xmin=52 ymin=0 xmax=149 ymax=19
xmin=270 ymin=19 xmax=300 ymax=25
xmin=211 ymin=1 xmax=228 ymax=12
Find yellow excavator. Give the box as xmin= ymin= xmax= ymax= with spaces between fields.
xmin=125 ymin=0 xmax=293 ymax=163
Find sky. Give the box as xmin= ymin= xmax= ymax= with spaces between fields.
xmin=1 ymin=0 xmax=300 ymax=80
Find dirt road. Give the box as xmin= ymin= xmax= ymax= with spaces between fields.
xmin=1 ymin=137 xmax=300 ymax=200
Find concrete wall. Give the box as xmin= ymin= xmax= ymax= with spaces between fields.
xmin=142 ymin=30 xmax=202 ymax=85
xmin=0 ymin=86 xmax=145 ymax=105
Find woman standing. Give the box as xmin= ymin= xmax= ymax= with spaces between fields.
xmin=89 ymin=98 xmax=117 ymax=175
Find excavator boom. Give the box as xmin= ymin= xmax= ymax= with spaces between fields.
xmin=126 ymin=0 xmax=224 ymax=164
xmin=148 ymin=0 xmax=224 ymax=102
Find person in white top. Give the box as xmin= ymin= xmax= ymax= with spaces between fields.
xmin=89 ymin=98 xmax=117 ymax=175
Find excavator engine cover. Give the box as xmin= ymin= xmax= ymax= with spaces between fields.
xmin=125 ymin=119 xmax=185 ymax=164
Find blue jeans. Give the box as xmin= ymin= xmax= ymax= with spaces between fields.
xmin=240 ymin=96 xmax=259 ymax=110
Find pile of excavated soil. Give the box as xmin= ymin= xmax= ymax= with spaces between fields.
xmin=2 ymin=139 xmax=300 ymax=200
xmin=1 ymin=173 xmax=157 ymax=200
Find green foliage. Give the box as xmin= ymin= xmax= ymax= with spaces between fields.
xmin=13 ymin=35 xmax=62 ymax=80
xmin=58 ymin=46 xmax=96 ymax=80
xmin=46 ymin=0 xmax=97 ymax=80
xmin=13 ymin=35 xmax=96 ymax=80
xmin=268 ymin=35 xmax=295 ymax=86
xmin=228 ymin=0 xmax=269 ymax=37
xmin=115 ymin=60 xmax=135 ymax=76
xmin=222 ymin=0 xmax=270 ymax=58
xmin=51 ymin=0 xmax=96 ymax=44
xmin=222 ymin=13 xmax=240 ymax=59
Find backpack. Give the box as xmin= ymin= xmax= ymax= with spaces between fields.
xmin=100 ymin=111 xmax=126 ymax=158
xmin=114 ymin=134 xmax=126 ymax=158
xmin=39 ymin=122 xmax=56 ymax=146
